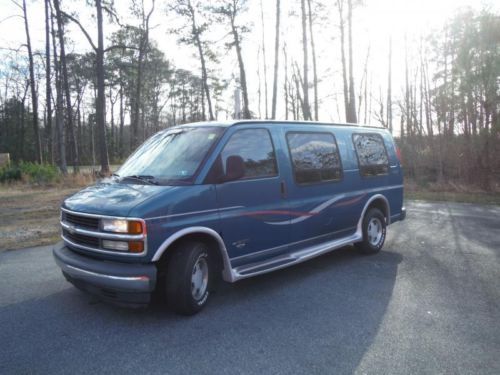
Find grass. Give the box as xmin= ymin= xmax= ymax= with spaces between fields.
xmin=404 ymin=179 xmax=500 ymax=205
xmin=0 ymin=179 xmax=92 ymax=251
xmin=405 ymin=190 xmax=500 ymax=205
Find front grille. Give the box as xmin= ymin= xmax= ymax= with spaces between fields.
xmin=63 ymin=229 xmax=100 ymax=248
xmin=61 ymin=210 xmax=145 ymax=255
xmin=63 ymin=212 xmax=100 ymax=230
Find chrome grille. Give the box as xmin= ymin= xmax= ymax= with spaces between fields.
xmin=63 ymin=212 xmax=100 ymax=230
xmin=63 ymin=229 xmax=100 ymax=248
xmin=60 ymin=208 xmax=147 ymax=256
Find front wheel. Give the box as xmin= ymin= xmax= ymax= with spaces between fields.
xmin=355 ymin=208 xmax=386 ymax=254
xmin=165 ymin=241 xmax=211 ymax=315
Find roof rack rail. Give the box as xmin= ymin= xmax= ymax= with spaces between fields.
xmin=232 ymin=119 xmax=385 ymax=129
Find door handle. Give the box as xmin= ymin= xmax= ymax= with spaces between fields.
xmin=280 ymin=180 xmax=287 ymax=198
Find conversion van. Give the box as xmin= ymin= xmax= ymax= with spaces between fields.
xmin=53 ymin=120 xmax=406 ymax=315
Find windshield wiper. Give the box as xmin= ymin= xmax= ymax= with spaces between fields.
xmin=120 ymin=175 xmax=159 ymax=185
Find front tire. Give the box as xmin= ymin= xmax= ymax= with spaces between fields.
xmin=165 ymin=241 xmax=211 ymax=315
xmin=355 ymin=208 xmax=386 ymax=254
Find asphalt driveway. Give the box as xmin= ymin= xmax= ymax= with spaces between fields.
xmin=0 ymin=201 xmax=499 ymax=374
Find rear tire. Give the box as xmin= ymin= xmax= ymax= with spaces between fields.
xmin=165 ymin=241 xmax=211 ymax=315
xmin=355 ymin=208 xmax=386 ymax=254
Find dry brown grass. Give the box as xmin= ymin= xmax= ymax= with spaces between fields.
xmin=404 ymin=179 xmax=500 ymax=205
xmin=0 ymin=176 xmax=94 ymax=251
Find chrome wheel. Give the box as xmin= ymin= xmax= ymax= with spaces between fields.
xmin=367 ymin=217 xmax=383 ymax=246
xmin=191 ymin=255 xmax=209 ymax=301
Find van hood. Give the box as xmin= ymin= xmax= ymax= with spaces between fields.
xmin=62 ymin=181 xmax=171 ymax=217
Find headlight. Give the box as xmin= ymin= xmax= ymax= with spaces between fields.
xmin=101 ymin=219 xmax=144 ymax=234
xmin=101 ymin=219 xmax=128 ymax=233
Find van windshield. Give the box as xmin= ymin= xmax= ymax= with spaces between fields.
xmin=115 ymin=127 xmax=223 ymax=184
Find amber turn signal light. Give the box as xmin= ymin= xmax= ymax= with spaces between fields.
xmin=128 ymin=241 xmax=144 ymax=253
xmin=128 ymin=221 xmax=143 ymax=234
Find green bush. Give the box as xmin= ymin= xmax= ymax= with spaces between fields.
xmin=0 ymin=162 xmax=60 ymax=184
xmin=0 ymin=165 xmax=21 ymax=182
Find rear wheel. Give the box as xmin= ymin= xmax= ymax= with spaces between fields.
xmin=165 ymin=241 xmax=211 ymax=315
xmin=355 ymin=208 xmax=386 ymax=254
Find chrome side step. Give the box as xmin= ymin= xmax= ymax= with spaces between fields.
xmin=231 ymin=233 xmax=362 ymax=281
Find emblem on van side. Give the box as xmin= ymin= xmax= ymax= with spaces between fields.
xmin=232 ymin=239 xmax=248 ymax=249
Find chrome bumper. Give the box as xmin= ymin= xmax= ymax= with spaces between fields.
xmin=53 ymin=242 xmax=157 ymax=304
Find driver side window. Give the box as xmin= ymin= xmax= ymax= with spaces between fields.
xmin=220 ymin=128 xmax=278 ymax=180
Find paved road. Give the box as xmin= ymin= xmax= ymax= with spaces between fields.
xmin=1 ymin=201 xmax=499 ymax=374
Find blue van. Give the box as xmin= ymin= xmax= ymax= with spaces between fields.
xmin=53 ymin=120 xmax=405 ymax=315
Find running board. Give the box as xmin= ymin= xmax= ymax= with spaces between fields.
xmin=231 ymin=232 xmax=362 ymax=281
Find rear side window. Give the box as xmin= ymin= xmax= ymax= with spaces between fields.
xmin=286 ymin=132 xmax=342 ymax=184
xmin=220 ymin=128 xmax=278 ymax=179
xmin=352 ymin=133 xmax=389 ymax=177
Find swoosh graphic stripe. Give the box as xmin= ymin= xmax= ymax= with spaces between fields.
xmin=264 ymin=184 xmax=402 ymax=225
xmin=241 ymin=210 xmax=317 ymax=218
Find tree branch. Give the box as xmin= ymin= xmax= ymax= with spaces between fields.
xmin=102 ymin=5 xmax=124 ymax=27
xmin=61 ymin=11 xmax=97 ymax=51
xmin=10 ymin=0 xmax=22 ymax=11
xmin=103 ymin=45 xmax=140 ymax=53
xmin=0 ymin=14 xmax=23 ymax=24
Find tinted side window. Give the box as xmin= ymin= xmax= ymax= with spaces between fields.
xmin=286 ymin=132 xmax=342 ymax=184
xmin=352 ymin=133 xmax=389 ymax=177
xmin=220 ymin=129 xmax=278 ymax=180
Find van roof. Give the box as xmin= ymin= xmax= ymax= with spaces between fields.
xmin=175 ymin=119 xmax=387 ymax=131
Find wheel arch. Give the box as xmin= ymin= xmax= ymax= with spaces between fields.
xmin=152 ymin=227 xmax=235 ymax=282
xmin=356 ymin=194 xmax=391 ymax=237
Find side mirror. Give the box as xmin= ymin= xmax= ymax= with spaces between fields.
xmin=224 ymin=155 xmax=245 ymax=182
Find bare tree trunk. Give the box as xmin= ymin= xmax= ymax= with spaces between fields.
xmin=95 ymin=0 xmax=110 ymax=175
xmin=307 ymin=0 xmax=318 ymax=121
xmin=283 ymin=44 xmax=289 ymax=120
xmin=448 ymin=35 xmax=456 ymax=136
xmin=271 ymin=0 xmax=280 ymax=119
xmin=386 ymin=37 xmax=392 ymax=133
xmin=54 ymin=57 xmax=66 ymax=173
xmin=403 ymin=34 xmax=409 ymax=139
xmin=347 ymin=0 xmax=357 ymax=123
xmin=259 ymin=0 xmax=268 ymax=119
xmin=22 ymin=0 xmax=42 ymax=163
xmin=357 ymin=46 xmax=369 ymax=123
xmin=188 ymin=0 xmax=214 ymax=121
xmin=257 ymin=46 xmax=262 ymax=118
xmin=300 ymin=0 xmax=312 ymax=120
xmin=230 ymin=16 xmax=251 ymax=119
xmin=50 ymin=1 xmax=66 ymax=174
xmin=44 ymin=0 xmax=53 ymax=163
xmin=337 ymin=0 xmax=349 ymax=123
xmin=76 ymin=89 xmax=83 ymax=163
xmin=200 ymin=78 xmax=206 ymax=121
xmin=109 ymin=87 xmax=116 ymax=161
xmin=119 ymin=77 xmax=125 ymax=159
xmin=53 ymin=0 xmax=79 ymax=173
xmin=131 ymin=0 xmax=155 ymax=147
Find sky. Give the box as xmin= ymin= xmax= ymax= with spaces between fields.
xmin=0 ymin=0 xmax=497 ymax=125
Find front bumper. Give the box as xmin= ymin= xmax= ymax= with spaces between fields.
xmin=53 ymin=242 xmax=157 ymax=307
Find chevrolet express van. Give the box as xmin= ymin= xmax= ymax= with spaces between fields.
xmin=54 ymin=120 xmax=405 ymax=315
